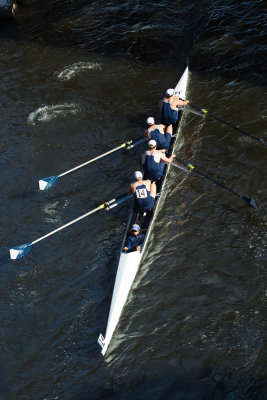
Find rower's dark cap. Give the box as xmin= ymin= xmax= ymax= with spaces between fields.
xmin=130 ymin=224 xmax=141 ymax=231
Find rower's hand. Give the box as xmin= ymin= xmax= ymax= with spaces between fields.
xmin=123 ymin=247 xmax=128 ymax=252
xmin=136 ymin=246 xmax=141 ymax=251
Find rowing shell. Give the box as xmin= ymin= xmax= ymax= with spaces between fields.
xmin=98 ymin=66 xmax=189 ymax=356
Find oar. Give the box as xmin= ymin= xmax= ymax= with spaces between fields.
xmin=185 ymin=102 xmax=266 ymax=146
xmin=182 ymin=105 xmax=204 ymax=117
xmin=9 ymin=193 xmax=132 ymax=259
xmin=39 ymin=136 xmax=147 ymax=190
xmin=172 ymin=159 xmax=259 ymax=209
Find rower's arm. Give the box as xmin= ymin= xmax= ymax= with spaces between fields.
xmin=175 ymin=98 xmax=189 ymax=107
xmin=126 ymin=184 xmax=133 ymax=193
xmin=165 ymin=125 xmax=172 ymax=135
xmin=160 ymin=153 xmax=175 ymax=164
xmin=144 ymin=129 xmax=151 ymax=139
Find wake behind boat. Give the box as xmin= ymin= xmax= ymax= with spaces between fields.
xmin=98 ymin=67 xmax=189 ymax=356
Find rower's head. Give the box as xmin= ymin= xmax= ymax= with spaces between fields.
xmin=130 ymin=224 xmax=141 ymax=236
xmin=166 ymin=88 xmax=174 ymax=97
xmin=133 ymin=171 xmax=143 ymax=181
xmin=148 ymin=139 xmax=157 ymax=150
xmin=146 ymin=117 xmax=155 ymax=126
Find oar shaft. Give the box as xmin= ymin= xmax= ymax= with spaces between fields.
xmin=174 ymin=158 xmax=241 ymax=199
xmin=10 ymin=193 xmax=132 ymax=259
xmin=192 ymin=165 xmax=240 ymax=199
xmin=39 ymin=135 xmax=147 ymax=190
xmin=32 ymin=205 xmax=104 ymax=245
xmin=59 ymin=144 xmax=125 ymax=178
xmin=187 ymin=102 xmax=265 ymax=145
xmin=58 ymin=136 xmax=145 ymax=178
xmin=31 ymin=193 xmax=131 ymax=245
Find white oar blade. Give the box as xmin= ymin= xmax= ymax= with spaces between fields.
xmin=39 ymin=176 xmax=58 ymax=190
xmin=9 ymin=243 xmax=32 ymax=259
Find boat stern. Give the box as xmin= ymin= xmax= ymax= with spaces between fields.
xmin=99 ymin=250 xmax=142 ymax=356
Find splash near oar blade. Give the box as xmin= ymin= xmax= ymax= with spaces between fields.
xmin=39 ymin=176 xmax=58 ymax=190
xmin=9 ymin=243 xmax=32 ymax=260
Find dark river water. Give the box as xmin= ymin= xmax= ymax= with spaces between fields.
xmin=0 ymin=1 xmax=266 ymax=399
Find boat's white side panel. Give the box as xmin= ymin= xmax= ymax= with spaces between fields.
xmin=101 ymin=251 xmax=142 ymax=355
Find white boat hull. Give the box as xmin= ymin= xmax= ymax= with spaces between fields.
xmin=99 ymin=66 xmax=189 ymax=356
xmin=101 ymin=251 xmax=141 ymax=355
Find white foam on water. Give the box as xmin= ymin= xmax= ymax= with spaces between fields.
xmin=27 ymin=103 xmax=82 ymax=125
xmin=55 ymin=61 xmax=102 ymax=81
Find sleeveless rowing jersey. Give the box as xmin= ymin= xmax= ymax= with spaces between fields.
xmin=161 ymin=98 xmax=178 ymax=125
xmin=149 ymin=125 xmax=171 ymax=150
xmin=142 ymin=150 xmax=165 ymax=181
xmin=133 ymin=181 xmax=155 ymax=211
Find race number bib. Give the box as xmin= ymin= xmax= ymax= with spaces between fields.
xmin=136 ymin=188 xmax=148 ymax=198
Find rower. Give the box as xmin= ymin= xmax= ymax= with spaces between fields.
xmin=144 ymin=117 xmax=172 ymax=150
xmin=123 ymin=224 xmax=146 ymax=253
xmin=142 ymin=140 xmax=175 ymax=181
xmin=160 ymin=88 xmax=189 ymax=127
xmin=126 ymin=171 xmax=156 ymax=212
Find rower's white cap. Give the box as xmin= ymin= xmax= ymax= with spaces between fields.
xmin=148 ymin=139 xmax=157 ymax=148
xmin=146 ymin=117 xmax=155 ymax=126
xmin=166 ymin=88 xmax=174 ymax=96
xmin=130 ymin=224 xmax=141 ymax=231
xmin=134 ymin=171 xmax=143 ymax=180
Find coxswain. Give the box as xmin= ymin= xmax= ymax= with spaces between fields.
xmin=123 ymin=224 xmax=146 ymax=253
xmin=144 ymin=117 xmax=172 ymax=150
xmin=160 ymin=88 xmax=189 ymax=126
xmin=142 ymin=140 xmax=175 ymax=181
xmin=126 ymin=171 xmax=156 ymax=212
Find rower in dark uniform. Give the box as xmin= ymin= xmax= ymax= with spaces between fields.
xmin=123 ymin=224 xmax=145 ymax=253
xmin=142 ymin=140 xmax=175 ymax=181
xmin=126 ymin=171 xmax=156 ymax=212
xmin=144 ymin=117 xmax=172 ymax=150
xmin=160 ymin=88 xmax=189 ymax=129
